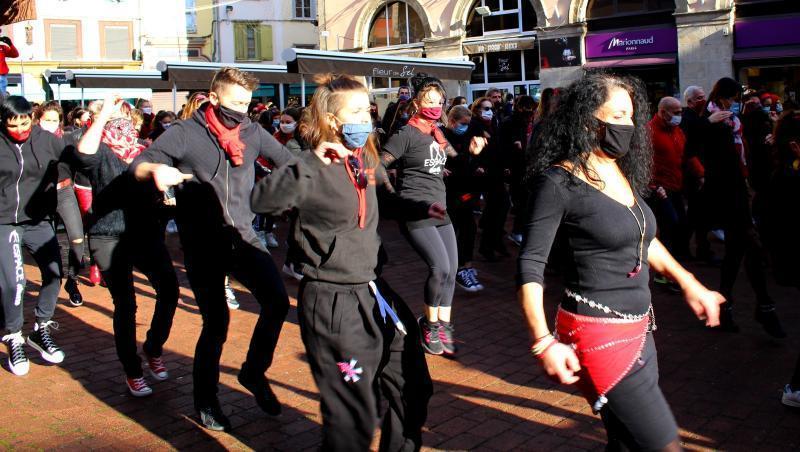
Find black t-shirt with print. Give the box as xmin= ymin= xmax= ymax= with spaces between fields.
xmin=383 ymin=125 xmax=450 ymax=229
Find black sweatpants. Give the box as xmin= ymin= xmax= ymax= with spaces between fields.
xmin=479 ymin=183 xmax=511 ymax=252
xmin=0 ymin=221 xmax=62 ymax=333
xmin=182 ymin=238 xmax=289 ymax=407
xmin=89 ymin=233 xmax=179 ymax=378
xmin=298 ymin=279 xmax=433 ymax=451
xmin=57 ymin=186 xmax=85 ymax=278
xmin=600 ymin=333 xmax=679 ymax=451
xmin=448 ymin=197 xmax=477 ymax=267
xmin=401 ymin=223 xmax=458 ymax=308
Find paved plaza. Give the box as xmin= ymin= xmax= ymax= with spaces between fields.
xmin=0 ymin=220 xmax=798 ymax=451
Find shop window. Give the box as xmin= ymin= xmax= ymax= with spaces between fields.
xmin=466 ymin=0 xmax=538 ymax=38
xmin=234 ymin=23 xmax=273 ymax=61
xmin=587 ymin=0 xmax=673 ymax=19
xmin=367 ymin=1 xmax=424 ymax=48
xmin=486 ymin=50 xmax=522 ymax=83
xmin=523 ymin=47 xmax=539 ymax=81
xmin=470 ymin=55 xmax=486 ymax=84
xmin=734 ymin=0 xmax=800 ymax=17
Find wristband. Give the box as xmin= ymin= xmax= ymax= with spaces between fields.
xmin=533 ymin=338 xmax=558 ymax=358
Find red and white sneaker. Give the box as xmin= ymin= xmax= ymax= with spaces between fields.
xmin=126 ymin=376 xmax=153 ymax=397
xmin=146 ymin=355 xmax=168 ymax=381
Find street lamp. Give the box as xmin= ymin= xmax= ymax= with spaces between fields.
xmin=475 ymin=6 xmax=491 ymax=17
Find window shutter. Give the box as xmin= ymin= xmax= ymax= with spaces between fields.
xmin=51 ymin=24 xmax=78 ymax=60
xmin=258 ymin=25 xmax=272 ymax=61
xmin=104 ymin=26 xmax=130 ymax=60
xmin=234 ymin=23 xmax=246 ymax=61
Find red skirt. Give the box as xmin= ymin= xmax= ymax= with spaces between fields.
xmin=555 ymin=306 xmax=650 ymax=412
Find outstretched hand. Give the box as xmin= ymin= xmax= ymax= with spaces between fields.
xmin=152 ymin=165 xmax=193 ymax=192
xmin=314 ymin=141 xmax=352 ymax=165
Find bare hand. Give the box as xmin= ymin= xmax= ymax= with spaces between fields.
xmin=469 ymin=136 xmax=488 ymax=156
xmin=656 ymin=186 xmax=667 ymax=200
xmin=428 ymin=202 xmax=447 ymax=220
xmin=539 ymin=342 xmax=581 ymax=385
xmin=314 ymin=141 xmax=351 ymax=165
xmin=514 ymin=141 xmax=523 ymax=150
xmin=442 ymin=168 xmax=452 ymax=178
xmin=682 ymin=279 xmax=724 ymax=327
xmin=98 ymin=93 xmax=124 ymax=121
xmin=708 ymin=111 xmax=733 ymax=123
xmin=153 ymin=165 xmax=193 ymax=192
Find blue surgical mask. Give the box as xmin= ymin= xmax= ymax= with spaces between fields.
xmin=398 ymin=94 xmax=410 ymax=102
xmin=729 ymin=102 xmax=741 ymax=115
xmin=762 ymin=107 xmax=771 ymax=114
xmin=453 ymin=124 xmax=468 ymax=135
xmin=776 ymin=103 xmax=784 ymax=113
xmin=341 ymin=123 xmax=373 ymax=150
xmin=272 ymin=119 xmax=280 ymax=128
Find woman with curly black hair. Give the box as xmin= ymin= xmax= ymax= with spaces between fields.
xmin=518 ymin=71 xmax=724 ymax=451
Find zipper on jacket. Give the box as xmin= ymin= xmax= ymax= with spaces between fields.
xmin=224 ymin=160 xmax=235 ymax=227
xmin=14 ymin=144 xmax=23 ymax=223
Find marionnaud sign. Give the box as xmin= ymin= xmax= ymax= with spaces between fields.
xmin=585 ymin=28 xmax=678 ymax=59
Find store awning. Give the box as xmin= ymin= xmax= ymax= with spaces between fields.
xmin=282 ymin=48 xmax=475 ymax=80
xmin=156 ymin=61 xmax=301 ymax=87
xmin=462 ymin=35 xmax=536 ymax=55
xmin=66 ymin=69 xmax=179 ymax=91
xmin=6 ymin=73 xmax=21 ymax=85
xmin=733 ymin=47 xmax=800 ymax=61
xmin=584 ymin=56 xmax=676 ymax=68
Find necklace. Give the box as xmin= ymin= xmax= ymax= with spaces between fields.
xmin=625 ymin=200 xmax=646 ymax=278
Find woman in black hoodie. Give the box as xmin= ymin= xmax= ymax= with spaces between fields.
xmin=251 ymin=74 xmax=440 ymax=451
xmin=0 ymin=96 xmax=66 ymax=376
xmin=76 ymin=95 xmax=179 ymax=397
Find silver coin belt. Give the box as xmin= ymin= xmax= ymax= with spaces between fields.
xmin=564 ymin=289 xmax=656 ymax=331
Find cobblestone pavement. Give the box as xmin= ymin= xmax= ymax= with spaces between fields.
xmin=0 ymin=220 xmax=797 ymax=451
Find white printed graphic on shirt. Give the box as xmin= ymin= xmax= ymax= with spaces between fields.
xmin=424 ymin=142 xmax=447 ymax=175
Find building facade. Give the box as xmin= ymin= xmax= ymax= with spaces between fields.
xmin=1 ymin=0 xmax=188 ymax=102
xmin=318 ymin=0 xmax=800 ymax=104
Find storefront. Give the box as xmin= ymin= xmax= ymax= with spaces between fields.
xmin=733 ymin=15 xmax=800 ymax=103
xmin=584 ymin=27 xmax=680 ymax=105
xmin=463 ymin=34 xmax=539 ymax=101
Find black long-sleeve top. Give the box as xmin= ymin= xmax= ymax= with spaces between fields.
xmin=517 ymin=167 xmax=657 ymax=316
xmin=251 ymin=151 xmax=429 ymax=284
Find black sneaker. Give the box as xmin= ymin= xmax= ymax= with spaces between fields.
xmin=196 ymin=401 xmax=231 ymax=432
xmin=418 ymin=316 xmax=443 ymax=355
xmin=438 ymin=321 xmax=457 ymax=356
xmin=238 ymin=368 xmax=282 ymax=416
xmin=710 ymin=303 xmax=739 ymax=333
xmin=2 ymin=332 xmax=29 ymax=376
xmin=755 ymin=306 xmax=786 ymax=338
xmin=64 ymin=276 xmax=83 ymax=307
xmin=27 ymin=321 xmax=65 ymax=363
xmin=456 ymin=268 xmax=480 ymax=292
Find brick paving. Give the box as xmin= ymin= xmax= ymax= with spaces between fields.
xmin=1 ymin=219 xmax=798 ymax=451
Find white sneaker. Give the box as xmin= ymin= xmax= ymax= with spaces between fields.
xmin=2 ymin=332 xmax=29 ymax=376
xmin=782 ymin=384 xmax=800 ymax=407
xmin=507 ymin=233 xmax=523 ymax=247
xmin=256 ymin=231 xmax=268 ymax=248
xmin=282 ymin=263 xmax=303 ymax=281
xmin=265 ymin=232 xmax=279 ymax=248
xmin=224 ymin=282 xmax=240 ymax=310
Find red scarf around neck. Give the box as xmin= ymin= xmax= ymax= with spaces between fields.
xmin=343 ymin=148 xmax=368 ymax=229
xmin=205 ymin=106 xmax=245 ymax=166
xmin=407 ymin=115 xmax=449 ymax=149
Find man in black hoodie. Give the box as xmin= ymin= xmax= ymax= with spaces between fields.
xmin=0 ymin=96 xmax=66 ymax=376
xmin=130 ymin=68 xmax=295 ymax=431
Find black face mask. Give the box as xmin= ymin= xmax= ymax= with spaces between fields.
xmin=597 ymin=120 xmax=635 ymax=159
xmin=216 ymin=105 xmax=247 ymax=129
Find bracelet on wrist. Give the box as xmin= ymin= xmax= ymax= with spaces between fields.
xmin=534 ymin=339 xmax=558 ymax=359
xmin=530 ymin=335 xmax=556 ymax=356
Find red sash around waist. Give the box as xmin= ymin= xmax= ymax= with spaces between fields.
xmin=555 ymin=306 xmax=650 ymax=412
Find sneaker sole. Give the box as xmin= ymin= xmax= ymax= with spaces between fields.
xmin=456 ymin=282 xmax=480 ymax=292
xmin=128 ymin=387 xmax=153 ymax=397
xmin=26 ymin=337 xmax=64 ymax=364
xmin=198 ymin=413 xmax=229 ymax=431
xmin=227 ymin=301 xmax=240 ymax=310
xmin=782 ymin=395 xmax=800 ymax=408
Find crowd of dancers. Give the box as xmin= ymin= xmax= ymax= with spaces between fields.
xmin=1 ymin=64 xmax=799 ymax=451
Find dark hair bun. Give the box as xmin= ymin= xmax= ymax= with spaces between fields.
xmin=409 ymin=73 xmax=446 ymax=100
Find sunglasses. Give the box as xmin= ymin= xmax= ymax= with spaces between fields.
xmin=347 ymin=155 xmax=368 ymax=188
xmin=480 ymin=106 xmax=492 ymax=111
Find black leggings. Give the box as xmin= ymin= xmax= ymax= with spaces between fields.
xmin=600 ymin=333 xmax=679 ymax=451
xmin=402 ymin=223 xmax=458 ymax=308
xmin=448 ymin=198 xmax=477 ymax=267
xmin=57 ymin=186 xmax=85 ymax=278
xmin=89 ymin=233 xmax=179 ymax=378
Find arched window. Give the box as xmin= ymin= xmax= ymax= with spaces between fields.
xmin=367 ymin=1 xmax=424 ymax=48
xmin=466 ymin=0 xmax=537 ymax=38
xmin=587 ymin=0 xmax=674 ymax=20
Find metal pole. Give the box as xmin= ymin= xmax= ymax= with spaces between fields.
xmin=19 ymin=58 xmax=25 ymax=98
xmin=301 ymin=74 xmax=306 ymax=107
xmin=278 ymin=83 xmax=285 ymax=109
xmin=81 ymin=88 xmax=84 ymax=107
xmin=57 ymin=84 xmax=61 ymax=103
xmin=172 ymin=82 xmax=177 ymax=113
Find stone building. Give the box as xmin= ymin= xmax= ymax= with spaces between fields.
xmin=317 ymin=0 xmax=800 ymax=104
